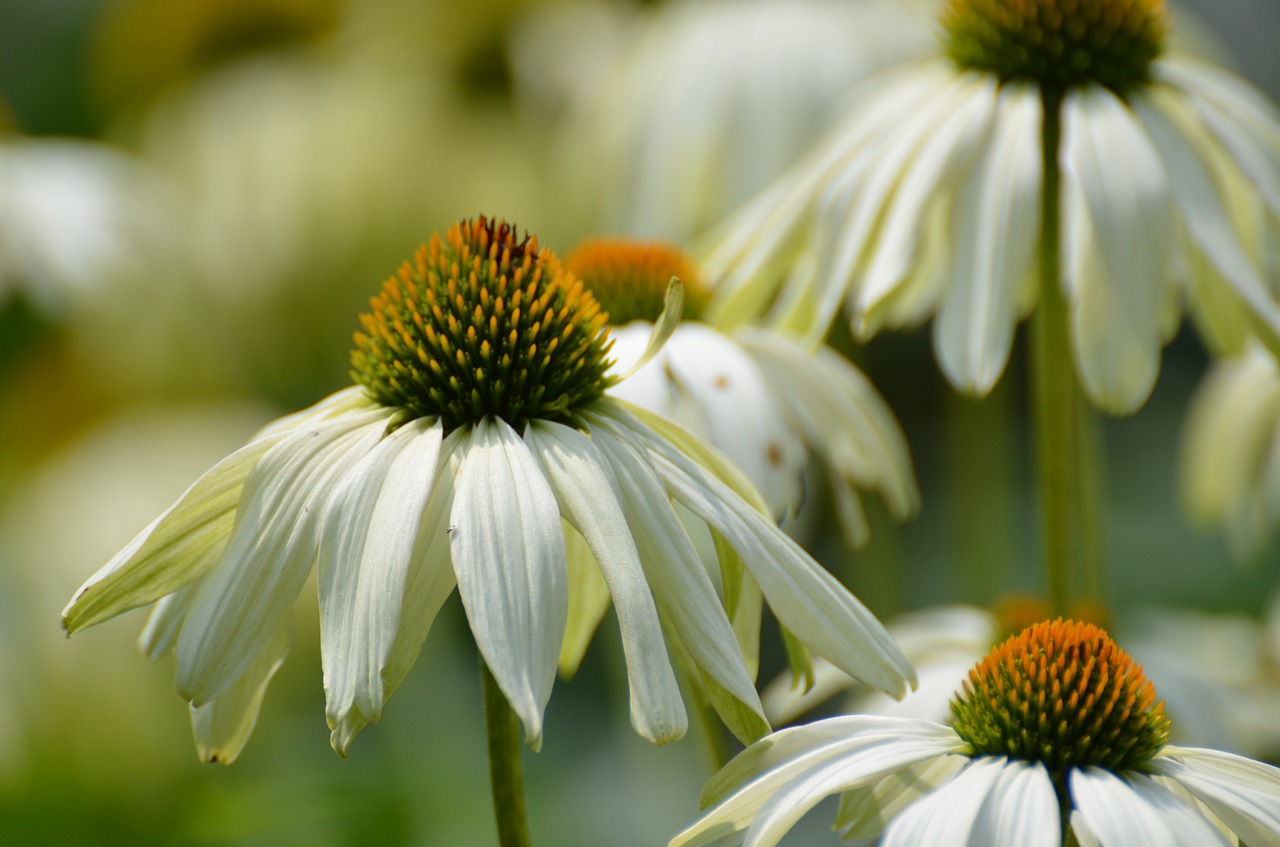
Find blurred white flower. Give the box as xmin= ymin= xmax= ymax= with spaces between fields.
xmin=1182 ymin=342 xmax=1280 ymax=559
xmin=672 ymin=620 xmax=1280 ymax=847
xmin=61 ymin=219 xmax=914 ymax=763
xmin=0 ymin=138 xmax=164 ymax=316
xmin=511 ymin=0 xmax=933 ymax=241
xmin=704 ymin=4 xmax=1280 ymax=415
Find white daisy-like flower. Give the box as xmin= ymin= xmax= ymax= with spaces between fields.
xmin=565 ymin=237 xmax=919 ymax=542
xmin=704 ymin=0 xmax=1280 ymax=415
xmin=670 ymin=619 xmax=1280 ymax=847
xmin=61 ymin=217 xmax=914 ymax=764
xmin=511 ymin=0 xmax=933 ymax=241
xmin=1182 ymin=341 xmax=1280 ymax=559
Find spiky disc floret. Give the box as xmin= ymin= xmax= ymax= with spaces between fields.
xmin=350 ymin=217 xmax=616 ymax=433
xmin=941 ymin=0 xmax=1167 ymax=96
xmin=564 ymin=238 xmax=708 ymax=326
xmin=949 ymin=619 xmax=1170 ymax=775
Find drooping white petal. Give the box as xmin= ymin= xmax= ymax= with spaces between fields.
xmin=968 ymin=759 xmax=1060 ymax=847
xmin=857 ymin=75 xmax=997 ymax=319
xmin=586 ymin=424 xmax=765 ymax=743
xmin=934 ymin=83 xmax=1042 ymax=396
xmin=836 ymin=753 xmax=969 ymax=841
xmin=62 ymin=428 xmax=290 ymax=633
xmin=1063 ymin=86 xmax=1174 ymax=414
xmin=1070 ymin=767 xmax=1232 ymax=847
xmin=1159 ymin=57 xmax=1280 ymax=218
xmin=449 ymin=417 xmax=567 ymax=751
xmin=318 ymin=417 xmax=444 ymax=732
xmin=670 ymin=719 xmax=964 ymax=847
xmin=737 ymin=328 xmax=919 ymax=531
xmin=189 ymin=615 xmax=293 ymax=765
xmin=137 ymin=586 xmax=193 ymax=661
xmin=877 ymin=756 xmax=1008 ymax=847
xmin=174 ymin=411 xmax=389 ymax=706
xmin=524 ymin=420 xmax=687 ymax=745
xmin=591 ymin=403 xmax=915 ymax=697
xmin=1135 ymin=89 xmax=1280 ymax=352
xmin=1152 ymin=745 xmax=1280 ymax=846
xmin=330 ymin=427 xmax=465 ymax=755
xmin=772 ymin=71 xmax=978 ymax=339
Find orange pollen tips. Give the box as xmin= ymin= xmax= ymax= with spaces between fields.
xmin=350 ymin=216 xmax=616 ymax=433
xmin=949 ymin=619 xmax=1170 ymax=774
xmin=564 ymin=237 xmax=709 ymax=326
xmin=941 ymin=0 xmax=1167 ymax=96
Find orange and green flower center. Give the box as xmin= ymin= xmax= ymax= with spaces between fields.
xmin=949 ymin=619 xmax=1170 ymax=774
xmin=350 ymin=217 xmax=616 ymax=433
xmin=564 ymin=238 xmax=708 ymax=326
xmin=941 ymin=0 xmax=1167 ymax=96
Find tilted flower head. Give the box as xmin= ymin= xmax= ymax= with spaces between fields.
xmin=61 ymin=217 xmax=914 ymax=763
xmin=703 ymin=0 xmax=1280 ymax=415
xmin=564 ymin=237 xmax=919 ymax=545
xmin=671 ymin=619 xmax=1280 ymax=847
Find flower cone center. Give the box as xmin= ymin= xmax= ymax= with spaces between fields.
xmin=941 ymin=0 xmax=1167 ymax=95
xmin=949 ymin=619 xmax=1170 ymax=774
xmin=564 ymin=238 xmax=708 ymax=326
xmin=351 ymin=217 xmax=615 ymax=433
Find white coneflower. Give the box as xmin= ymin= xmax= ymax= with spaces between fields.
xmin=704 ymin=0 xmax=1280 ymax=417
xmin=671 ymin=619 xmax=1280 ymax=847
xmin=61 ymin=217 xmax=914 ymax=768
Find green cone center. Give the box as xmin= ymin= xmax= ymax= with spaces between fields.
xmin=350 ymin=217 xmax=616 ymax=433
xmin=941 ymin=0 xmax=1167 ymax=95
xmin=949 ymin=619 xmax=1171 ymax=775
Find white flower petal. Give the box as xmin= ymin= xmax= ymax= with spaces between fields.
xmin=175 ymin=412 xmax=389 ymax=705
xmin=858 ymin=75 xmax=997 ymax=318
xmin=1152 ymin=745 xmax=1280 ymax=846
xmin=588 ymin=424 xmax=765 ymax=743
xmin=1135 ymin=89 xmax=1280 ymax=351
xmin=879 ymin=756 xmax=1008 ymax=847
xmin=934 ymin=83 xmax=1042 ymax=396
xmin=137 ymin=586 xmax=193 ymax=661
xmin=969 ymin=759 xmax=1061 ymax=847
xmin=591 ymin=404 xmax=915 ymax=697
xmin=450 ymin=417 xmax=567 ymax=751
xmin=62 ymin=428 xmax=289 ymax=633
xmin=1070 ymin=767 xmax=1231 ymax=847
xmin=836 ymin=753 xmax=969 ymax=841
xmin=318 ymin=417 xmax=444 ymax=731
xmin=671 ymin=720 xmax=964 ymax=847
xmin=331 ymin=428 xmax=464 ymax=755
xmin=1063 ymin=86 xmax=1174 ymax=414
xmin=525 ymin=420 xmax=687 ymax=745
xmin=189 ymin=615 xmax=293 ymax=765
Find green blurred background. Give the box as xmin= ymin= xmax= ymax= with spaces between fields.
xmin=0 ymin=0 xmax=1277 ymax=845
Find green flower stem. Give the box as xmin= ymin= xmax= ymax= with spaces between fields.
xmin=1031 ymin=88 xmax=1076 ymax=617
xmin=482 ymin=660 xmax=532 ymax=847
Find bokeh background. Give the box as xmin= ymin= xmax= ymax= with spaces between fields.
xmin=1 ymin=0 xmax=1278 ymax=844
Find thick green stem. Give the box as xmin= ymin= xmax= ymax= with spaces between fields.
xmin=1031 ymin=88 xmax=1075 ymax=617
xmin=482 ymin=661 xmax=532 ymax=847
